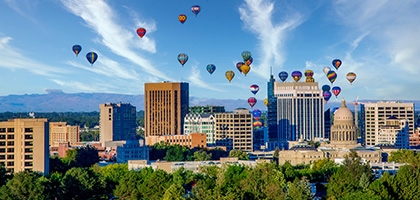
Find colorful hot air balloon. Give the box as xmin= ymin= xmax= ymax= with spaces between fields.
xmin=177 ymin=53 xmax=188 ymax=66
xmin=236 ymin=62 xmax=244 ymax=73
xmin=72 ymin=45 xmax=82 ymax=57
xmin=178 ymin=14 xmax=187 ymax=24
xmin=136 ymin=27 xmax=146 ymax=38
xmin=252 ymin=109 xmax=262 ymax=120
xmin=332 ymin=59 xmax=342 ymax=70
xmin=245 ymin=57 xmax=253 ymax=66
xmin=191 ymin=5 xmax=201 ymax=16
xmin=278 ymin=71 xmax=288 ymax=82
xmin=322 ymin=84 xmax=331 ymax=92
xmin=225 ymin=70 xmax=235 ymax=82
xmin=326 ymin=70 xmax=337 ymax=84
xmin=241 ymin=64 xmax=251 ymax=76
xmin=250 ymin=84 xmax=259 ymax=95
xmin=346 ymin=72 xmax=357 ymax=84
xmin=291 ymin=71 xmax=302 ymax=82
xmin=248 ymin=97 xmax=257 ymax=108
xmin=86 ymin=52 xmax=98 ymax=65
xmin=323 ymin=67 xmax=331 ymax=75
xmin=304 ymin=70 xmax=314 ymax=77
xmin=323 ymin=91 xmax=332 ymax=102
xmin=331 ymin=86 xmax=341 ymax=98
xmin=206 ymin=64 xmax=216 ymax=75
xmin=264 ymin=98 xmax=268 ymax=107
xmin=253 ymin=121 xmax=263 ymax=128
xmin=241 ymin=51 xmax=252 ymax=61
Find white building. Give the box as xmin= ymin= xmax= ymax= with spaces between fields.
xmin=184 ymin=113 xmax=216 ymax=146
xmin=363 ymin=101 xmax=414 ymax=147
xmin=105 ymin=140 xmax=149 ymax=163
xmin=377 ymin=116 xmax=410 ymax=149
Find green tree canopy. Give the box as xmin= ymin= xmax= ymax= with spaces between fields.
xmin=229 ymin=149 xmax=249 ymax=160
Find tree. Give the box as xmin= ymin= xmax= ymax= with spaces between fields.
xmin=163 ymin=183 xmax=185 ymax=200
xmin=0 ymin=164 xmax=9 ymax=187
xmin=98 ymin=163 xmax=129 ymax=192
xmin=391 ymin=165 xmax=420 ymax=200
xmin=273 ymin=147 xmax=280 ymax=164
xmin=286 ymin=177 xmax=313 ymax=200
xmin=114 ymin=170 xmax=146 ymax=200
xmin=389 ymin=149 xmax=420 ymax=166
xmin=61 ymin=167 xmax=107 ymax=200
xmin=229 ymin=149 xmax=249 ymax=160
xmin=63 ymin=146 xmax=99 ymax=168
xmin=164 ymin=144 xmax=191 ymax=161
xmin=139 ymin=169 xmax=173 ymax=199
xmin=0 ymin=171 xmax=51 ymax=200
xmin=193 ymin=150 xmax=212 ymax=161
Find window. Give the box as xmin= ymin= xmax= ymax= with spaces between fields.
xmin=25 ymin=128 xmax=33 ymax=133
xmin=24 ymin=162 xmax=33 ymax=167
xmin=7 ymin=155 xmax=14 ymax=159
xmin=7 ymin=148 xmax=14 ymax=153
xmin=25 ymin=148 xmax=33 ymax=153
xmin=25 ymin=155 xmax=33 ymax=160
xmin=0 ymin=135 xmax=4 ymax=139
xmin=7 ymin=128 xmax=14 ymax=133
xmin=7 ymin=135 xmax=14 ymax=139
xmin=25 ymin=141 xmax=33 ymax=146
xmin=7 ymin=161 xmax=14 ymax=166
xmin=0 ymin=128 xmax=5 ymax=133
xmin=25 ymin=134 xmax=33 ymax=140
xmin=7 ymin=141 xmax=14 ymax=146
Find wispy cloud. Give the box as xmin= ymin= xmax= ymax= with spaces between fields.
xmin=187 ymin=65 xmax=224 ymax=92
xmin=61 ymin=0 xmax=172 ymax=81
xmin=0 ymin=36 xmax=71 ymax=76
xmin=239 ymin=0 xmax=305 ymax=78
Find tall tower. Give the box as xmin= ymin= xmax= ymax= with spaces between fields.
xmin=99 ymin=103 xmax=137 ymax=147
xmin=274 ymin=81 xmax=324 ymax=144
xmin=144 ymin=82 xmax=189 ymax=137
xmin=267 ymin=73 xmax=278 ymax=145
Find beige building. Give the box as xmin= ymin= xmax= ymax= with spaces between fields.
xmin=214 ymin=108 xmax=253 ymax=152
xmin=144 ymin=82 xmax=189 ymax=137
xmin=377 ymin=117 xmax=409 ymax=149
xmin=145 ymin=133 xmax=206 ymax=148
xmin=0 ymin=118 xmax=49 ymax=174
xmin=49 ymin=122 xmax=80 ymax=147
xmin=363 ymin=101 xmax=414 ymax=146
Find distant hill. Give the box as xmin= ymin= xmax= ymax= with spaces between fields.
xmin=0 ymin=90 xmax=418 ymax=112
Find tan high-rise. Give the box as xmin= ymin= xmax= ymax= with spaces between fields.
xmin=0 ymin=118 xmax=49 ymax=174
xmin=144 ymin=82 xmax=189 ymax=137
xmin=49 ymin=122 xmax=80 ymax=147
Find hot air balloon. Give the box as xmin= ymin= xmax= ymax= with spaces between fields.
xmin=236 ymin=62 xmax=244 ymax=73
xmin=136 ymin=27 xmax=146 ymax=38
xmin=177 ymin=53 xmax=188 ymax=66
xmin=332 ymin=59 xmax=342 ymax=70
xmin=191 ymin=5 xmax=201 ymax=16
xmin=72 ymin=45 xmax=82 ymax=57
xmin=291 ymin=71 xmax=302 ymax=82
xmin=245 ymin=57 xmax=253 ymax=66
xmin=304 ymin=70 xmax=314 ymax=77
xmin=278 ymin=71 xmax=288 ymax=82
xmin=178 ymin=14 xmax=187 ymax=24
xmin=252 ymin=109 xmax=262 ymax=120
xmin=250 ymin=84 xmax=259 ymax=95
xmin=326 ymin=71 xmax=337 ymax=84
xmin=323 ymin=91 xmax=332 ymax=102
xmin=253 ymin=121 xmax=263 ymax=128
xmin=241 ymin=51 xmax=252 ymax=61
xmin=346 ymin=72 xmax=357 ymax=84
xmin=206 ymin=64 xmax=216 ymax=75
xmin=248 ymin=97 xmax=257 ymax=108
xmin=86 ymin=52 xmax=98 ymax=65
xmin=241 ymin=64 xmax=251 ymax=76
xmin=323 ymin=66 xmax=331 ymax=75
xmin=264 ymin=98 xmax=268 ymax=107
xmin=331 ymin=86 xmax=341 ymax=98
xmin=322 ymin=84 xmax=331 ymax=92
xmin=225 ymin=70 xmax=235 ymax=82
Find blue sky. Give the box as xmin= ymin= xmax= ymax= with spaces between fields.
xmin=1 ymin=0 xmax=420 ymax=109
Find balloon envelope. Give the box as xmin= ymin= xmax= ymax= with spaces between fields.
xmin=191 ymin=5 xmax=201 ymax=16
xmin=241 ymin=65 xmax=251 ymax=76
xmin=332 ymin=59 xmax=342 ymax=70
xmin=331 ymin=86 xmax=341 ymax=97
xmin=304 ymin=70 xmax=314 ymax=77
xmin=326 ymin=71 xmax=337 ymax=84
xmin=177 ymin=53 xmax=188 ymax=66
xmin=245 ymin=57 xmax=253 ymax=66
xmin=322 ymin=84 xmax=331 ymax=92
xmin=250 ymin=84 xmax=259 ymax=95
xmin=253 ymin=121 xmax=263 ymax=128
xmin=323 ymin=91 xmax=332 ymax=102
xmin=346 ymin=72 xmax=357 ymax=84
xmin=86 ymin=52 xmax=98 ymax=65
xmin=252 ymin=109 xmax=262 ymax=120
xmin=323 ymin=67 xmax=331 ymax=75
xmin=178 ymin=14 xmax=187 ymax=23
xmin=248 ymin=97 xmax=257 ymax=108
xmin=291 ymin=71 xmax=302 ymax=82
xmin=206 ymin=64 xmax=216 ymax=75
xmin=241 ymin=51 xmax=252 ymax=61
xmin=225 ymin=70 xmax=235 ymax=82
xmin=278 ymin=71 xmax=288 ymax=82
xmin=264 ymin=98 xmax=268 ymax=107
xmin=72 ymin=45 xmax=82 ymax=57
xmin=236 ymin=62 xmax=244 ymax=73
xmin=136 ymin=27 xmax=146 ymax=38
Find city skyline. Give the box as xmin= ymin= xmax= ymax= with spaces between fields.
xmin=1 ymin=0 xmax=420 ymax=108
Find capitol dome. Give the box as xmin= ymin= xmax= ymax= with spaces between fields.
xmin=334 ymin=99 xmax=353 ymax=122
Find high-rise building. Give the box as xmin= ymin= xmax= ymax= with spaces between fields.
xmin=271 ymin=81 xmax=324 ymax=147
xmin=100 ymin=103 xmax=137 ymax=147
xmin=267 ymin=74 xmax=278 ymax=147
xmin=49 ymin=122 xmax=80 ymax=147
xmin=189 ymin=105 xmax=225 ymax=114
xmin=377 ymin=116 xmax=409 ymax=149
xmin=0 ymin=118 xmax=49 ymax=174
xmin=214 ymin=108 xmax=253 ymax=152
xmin=362 ymin=101 xmax=414 ymax=147
xmin=184 ymin=113 xmax=216 ymax=145
xmin=144 ymin=82 xmax=189 ymax=137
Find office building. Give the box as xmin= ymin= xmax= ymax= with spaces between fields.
xmin=49 ymin=122 xmax=80 ymax=147
xmin=100 ymin=103 xmax=137 ymax=147
xmin=184 ymin=113 xmax=216 ymax=145
xmin=272 ymin=81 xmax=324 ymax=147
xmin=145 ymin=133 xmax=206 ymax=148
xmin=144 ymin=82 xmax=189 ymax=137
xmin=0 ymin=118 xmax=49 ymax=174
xmin=362 ymin=101 xmax=414 ymax=146
xmin=189 ymin=105 xmax=225 ymax=114
xmin=266 ymin=74 xmax=278 ymax=149
xmin=214 ymin=108 xmax=253 ymax=152
xmin=377 ymin=116 xmax=410 ymax=149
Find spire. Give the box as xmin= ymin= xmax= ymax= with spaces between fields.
xmin=341 ymin=98 xmax=347 ymax=108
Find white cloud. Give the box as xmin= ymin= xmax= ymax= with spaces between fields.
xmin=187 ymin=65 xmax=224 ymax=92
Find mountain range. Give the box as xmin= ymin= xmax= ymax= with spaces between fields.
xmin=0 ymin=89 xmax=417 ymax=112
